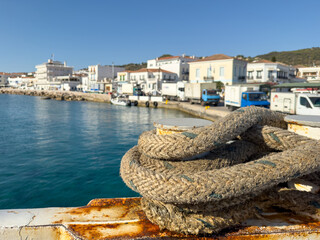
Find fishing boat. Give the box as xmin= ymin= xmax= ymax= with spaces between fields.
xmin=111 ymin=96 xmax=130 ymax=106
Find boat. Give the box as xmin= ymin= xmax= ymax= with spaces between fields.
xmin=111 ymin=96 xmax=130 ymax=106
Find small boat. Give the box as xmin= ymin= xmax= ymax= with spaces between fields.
xmin=111 ymin=97 xmax=131 ymax=106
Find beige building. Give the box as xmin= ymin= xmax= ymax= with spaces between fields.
xmin=188 ymin=54 xmax=247 ymax=85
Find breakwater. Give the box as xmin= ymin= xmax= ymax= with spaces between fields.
xmin=0 ymin=88 xmax=111 ymax=103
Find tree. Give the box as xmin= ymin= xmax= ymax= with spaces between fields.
xmin=271 ymin=56 xmax=277 ymax=62
xmin=216 ymin=81 xmax=224 ymax=91
xmin=158 ymin=54 xmax=173 ymax=58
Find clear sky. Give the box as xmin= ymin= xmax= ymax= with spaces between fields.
xmin=1 ymin=0 xmax=320 ymax=72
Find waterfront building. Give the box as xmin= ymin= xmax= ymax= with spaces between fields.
xmin=247 ymin=60 xmax=297 ymax=83
xmin=54 ymin=76 xmax=80 ymax=91
xmin=188 ymin=54 xmax=247 ymax=85
xmin=0 ymin=72 xmax=10 ymax=87
xmin=297 ymin=66 xmax=320 ymax=82
xmin=147 ymin=54 xmax=197 ymax=81
xmin=88 ymin=64 xmax=125 ymax=92
xmin=8 ymin=76 xmax=35 ymax=89
xmin=117 ymin=68 xmax=178 ymax=95
xmin=35 ymin=59 xmax=74 ymax=90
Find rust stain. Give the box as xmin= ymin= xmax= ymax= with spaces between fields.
xmin=288 ymin=123 xmax=309 ymax=134
xmin=61 ymin=198 xmax=320 ymax=239
xmin=65 ymin=206 xmax=106 ymax=215
xmin=87 ymin=197 xmax=141 ymax=208
xmin=53 ymin=219 xmax=63 ymax=224
xmin=7 ymin=210 xmax=18 ymax=214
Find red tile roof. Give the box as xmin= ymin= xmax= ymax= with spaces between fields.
xmin=252 ymin=59 xmax=274 ymax=64
xmin=251 ymin=59 xmax=292 ymax=66
xmin=0 ymin=72 xmax=11 ymax=76
xmin=158 ymin=56 xmax=180 ymax=60
xmin=192 ymin=54 xmax=233 ymax=63
xmin=157 ymin=55 xmax=195 ymax=61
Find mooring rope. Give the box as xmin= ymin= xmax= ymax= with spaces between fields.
xmin=120 ymin=106 xmax=320 ymax=235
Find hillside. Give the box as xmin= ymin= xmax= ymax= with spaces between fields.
xmin=116 ymin=62 xmax=147 ymax=71
xmin=255 ymin=47 xmax=320 ymax=66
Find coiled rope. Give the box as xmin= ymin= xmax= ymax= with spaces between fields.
xmin=120 ymin=106 xmax=320 ymax=235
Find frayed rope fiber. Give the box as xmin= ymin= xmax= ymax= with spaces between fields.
xmin=120 ymin=106 xmax=320 ymax=235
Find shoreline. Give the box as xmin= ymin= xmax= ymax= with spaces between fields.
xmin=0 ymin=88 xmax=230 ymax=121
xmin=0 ymin=88 xmax=111 ymax=103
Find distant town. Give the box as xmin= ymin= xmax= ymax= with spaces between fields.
xmin=0 ymin=53 xmax=319 ymax=95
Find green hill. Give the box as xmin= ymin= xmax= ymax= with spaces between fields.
xmin=255 ymin=47 xmax=320 ymax=66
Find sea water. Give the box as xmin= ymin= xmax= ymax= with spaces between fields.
xmin=0 ymin=94 xmax=193 ymax=209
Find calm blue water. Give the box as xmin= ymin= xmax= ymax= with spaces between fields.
xmin=0 ymin=94 xmax=193 ymax=209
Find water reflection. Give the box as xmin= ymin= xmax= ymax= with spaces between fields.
xmin=0 ymin=95 xmax=194 ymax=209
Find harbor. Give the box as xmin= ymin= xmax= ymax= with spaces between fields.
xmin=1 ymin=102 xmax=320 ymax=239
xmin=0 ymin=88 xmax=230 ymax=120
xmin=1 ymin=1 xmax=320 ymax=239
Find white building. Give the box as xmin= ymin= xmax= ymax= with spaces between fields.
xmin=88 ymin=64 xmax=125 ymax=91
xmin=35 ymin=59 xmax=74 ymax=90
xmin=54 ymin=76 xmax=80 ymax=91
xmin=7 ymin=73 xmax=36 ymax=89
xmin=73 ymin=70 xmax=89 ymax=92
xmin=247 ymin=60 xmax=296 ymax=83
xmin=147 ymin=55 xmax=197 ymax=81
xmin=297 ymin=67 xmax=320 ymax=82
xmin=117 ymin=68 xmax=178 ymax=94
xmin=0 ymin=72 xmax=10 ymax=87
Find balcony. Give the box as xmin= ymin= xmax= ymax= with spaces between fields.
xmin=247 ymin=76 xmax=253 ymax=80
xmin=182 ymin=71 xmax=189 ymax=75
xmin=256 ymin=76 xmax=262 ymax=79
xmin=238 ymin=76 xmax=246 ymax=81
xmin=204 ymin=76 xmax=214 ymax=80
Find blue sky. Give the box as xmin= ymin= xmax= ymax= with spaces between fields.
xmin=1 ymin=0 xmax=320 ymax=72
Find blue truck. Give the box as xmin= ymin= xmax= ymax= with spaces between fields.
xmin=185 ymin=83 xmax=221 ymax=106
xmin=224 ymin=85 xmax=269 ymax=110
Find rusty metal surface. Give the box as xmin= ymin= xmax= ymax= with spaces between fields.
xmin=66 ymin=197 xmax=320 ymax=240
xmin=1 ymin=197 xmax=320 ymax=239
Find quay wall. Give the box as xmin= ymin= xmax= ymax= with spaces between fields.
xmin=0 ymin=88 xmax=111 ymax=103
xmin=135 ymin=101 xmax=229 ymax=121
xmin=0 ymin=89 xmax=229 ymax=120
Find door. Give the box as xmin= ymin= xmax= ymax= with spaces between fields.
xmin=283 ymin=98 xmax=291 ymax=113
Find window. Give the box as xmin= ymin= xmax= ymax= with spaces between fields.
xmin=242 ymin=93 xmax=247 ymax=100
xmin=300 ymin=97 xmax=311 ymax=108
xmin=268 ymin=70 xmax=273 ymax=78
xmin=257 ymin=71 xmax=262 ymax=79
xmin=219 ymin=67 xmax=224 ymax=77
xmin=207 ymin=90 xmax=217 ymax=95
xmin=309 ymin=97 xmax=320 ymax=107
xmin=196 ymin=69 xmax=200 ymax=78
xmin=207 ymin=68 xmax=212 ymax=77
